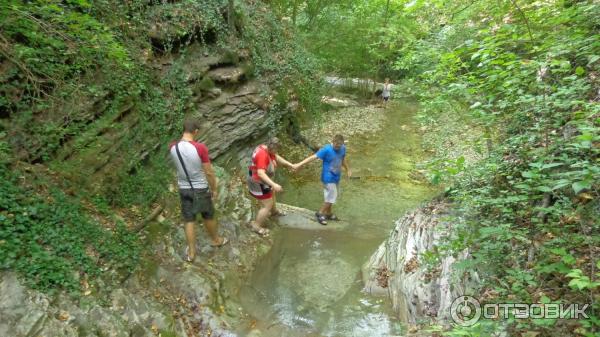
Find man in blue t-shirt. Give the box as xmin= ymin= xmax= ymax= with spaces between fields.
xmin=294 ymin=134 xmax=352 ymax=225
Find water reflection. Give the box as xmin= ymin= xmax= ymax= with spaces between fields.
xmin=240 ymin=230 xmax=401 ymax=336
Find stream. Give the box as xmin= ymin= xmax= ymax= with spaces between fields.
xmin=237 ymin=100 xmax=438 ymax=336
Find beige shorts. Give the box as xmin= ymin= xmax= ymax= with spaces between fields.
xmin=323 ymin=183 xmax=339 ymax=204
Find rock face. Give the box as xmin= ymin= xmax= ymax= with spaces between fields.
xmin=26 ymin=41 xmax=281 ymax=195
xmin=0 ymin=168 xmax=266 ymax=337
xmin=362 ymin=200 xmax=479 ymax=324
xmin=208 ymin=67 xmax=246 ymax=84
xmin=0 ymin=272 xmax=181 ymax=337
xmin=1 ymin=2 xmax=310 ymax=337
xmin=195 ymin=81 xmax=273 ymax=158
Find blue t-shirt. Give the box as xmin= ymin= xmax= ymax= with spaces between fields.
xmin=316 ymin=144 xmax=346 ymax=184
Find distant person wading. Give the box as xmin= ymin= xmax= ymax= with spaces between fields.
xmin=381 ymin=78 xmax=392 ymax=108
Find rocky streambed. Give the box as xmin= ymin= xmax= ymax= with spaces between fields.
xmin=234 ymin=96 xmax=442 ymax=336
xmin=1 ymin=91 xmax=466 ymax=337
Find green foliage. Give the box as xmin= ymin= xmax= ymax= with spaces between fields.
xmin=270 ymin=0 xmax=419 ymax=79
xmin=393 ymin=0 xmax=600 ymax=335
xmin=239 ymin=0 xmax=323 ymax=117
xmin=567 ymin=266 xmax=600 ymax=291
xmin=196 ymin=76 xmax=216 ymax=92
xmin=0 ymin=167 xmax=141 ymax=294
xmin=0 ymin=0 xmax=132 ymax=113
xmin=428 ymin=320 xmax=504 ymax=337
xmin=143 ymin=0 xmax=227 ymax=51
xmin=110 ymin=155 xmax=174 ymax=207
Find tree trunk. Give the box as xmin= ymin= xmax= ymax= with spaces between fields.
xmin=228 ymin=0 xmax=235 ymax=31
xmin=292 ymin=0 xmax=298 ymax=25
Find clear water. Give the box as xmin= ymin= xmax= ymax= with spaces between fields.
xmin=238 ymin=101 xmax=437 ymax=336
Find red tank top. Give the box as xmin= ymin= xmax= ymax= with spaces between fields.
xmin=249 ymin=145 xmax=276 ymax=182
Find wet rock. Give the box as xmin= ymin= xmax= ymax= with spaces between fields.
xmin=321 ymin=96 xmax=358 ymax=107
xmin=362 ymin=200 xmax=479 ymax=324
xmin=279 ymin=249 xmax=357 ymax=311
xmin=275 ymin=203 xmax=349 ymax=231
xmin=0 ymin=273 xmax=52 ymax=336
xmin=207 ymin=87 xmax=222 ymax=98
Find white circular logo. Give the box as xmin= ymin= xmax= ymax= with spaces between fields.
xmin=450 ymin=296 xmax=481 ymax=326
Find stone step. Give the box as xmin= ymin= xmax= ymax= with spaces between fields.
xmin=274 ymin=203 xmax=349 ymax=231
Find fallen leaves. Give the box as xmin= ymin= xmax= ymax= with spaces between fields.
xmin=375 ymin=266 xmax=393 ymax=288
xmin=403 ymin=256 xmax=419 ymax=273
xmin=58 ymin=310 xmax=70 ymax=321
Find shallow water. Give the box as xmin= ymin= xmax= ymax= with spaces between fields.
xmin=238 ymin=101 xmax=437 ymax=336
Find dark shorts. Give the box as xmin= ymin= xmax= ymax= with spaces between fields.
xmin=383 ymin=96 xmax=389 ymax=102
xmin=179 ymin=188 xmax=214 ymax=221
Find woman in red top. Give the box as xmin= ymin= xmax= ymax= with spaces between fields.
xmin=247 ymin=137 xmax=295 ymax=236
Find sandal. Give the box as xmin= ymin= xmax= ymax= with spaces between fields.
xmin=184 ymin=246 xmax=195 ymax=263
xmin=210 ymin=237 xmax=229 ymax=248
xmin=327 ymin=214 xmax=340 ymax=221
xmin=315 ymin=212 xmax=328 ymax=225
xmin=248 ymin=223 xmax=270 ymax=237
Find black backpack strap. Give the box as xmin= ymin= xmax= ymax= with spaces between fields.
xmin=175 ymin=141 xmax=195 ymax=192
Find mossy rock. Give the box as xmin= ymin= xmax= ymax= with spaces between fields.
xmin=145 ymin=2 xmax=223 ymax=46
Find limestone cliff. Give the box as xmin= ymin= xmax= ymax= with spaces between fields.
xmin=362 ymin=200 xmax=479 ymax=325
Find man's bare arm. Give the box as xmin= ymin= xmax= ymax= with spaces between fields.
xmin=275 ymin=154 xmax=294 ymax=169
xmin=202 ymin=162 xmax=218 ymax=197
xmin=342 ymin=157 xmax=352 ymax=177
xmin=296 ymin=154 xmax=319 ymax=169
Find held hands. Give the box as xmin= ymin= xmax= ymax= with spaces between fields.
xmin=211 ymin=190 xmax=219 ymax=200
xmin=290 ymin=163 xmax=302 ymax=172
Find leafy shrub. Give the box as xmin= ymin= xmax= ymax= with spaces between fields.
xmin=0 ymin=166 xmax=140 ymax=294
xmin=404 ymin=1 xmax=600 ymax=335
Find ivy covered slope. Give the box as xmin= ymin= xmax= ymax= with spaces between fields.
xmin=395 ymin=1 xmax=600 ymax=335
xmin=0 ymin=0 xmax=319 ymax=294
